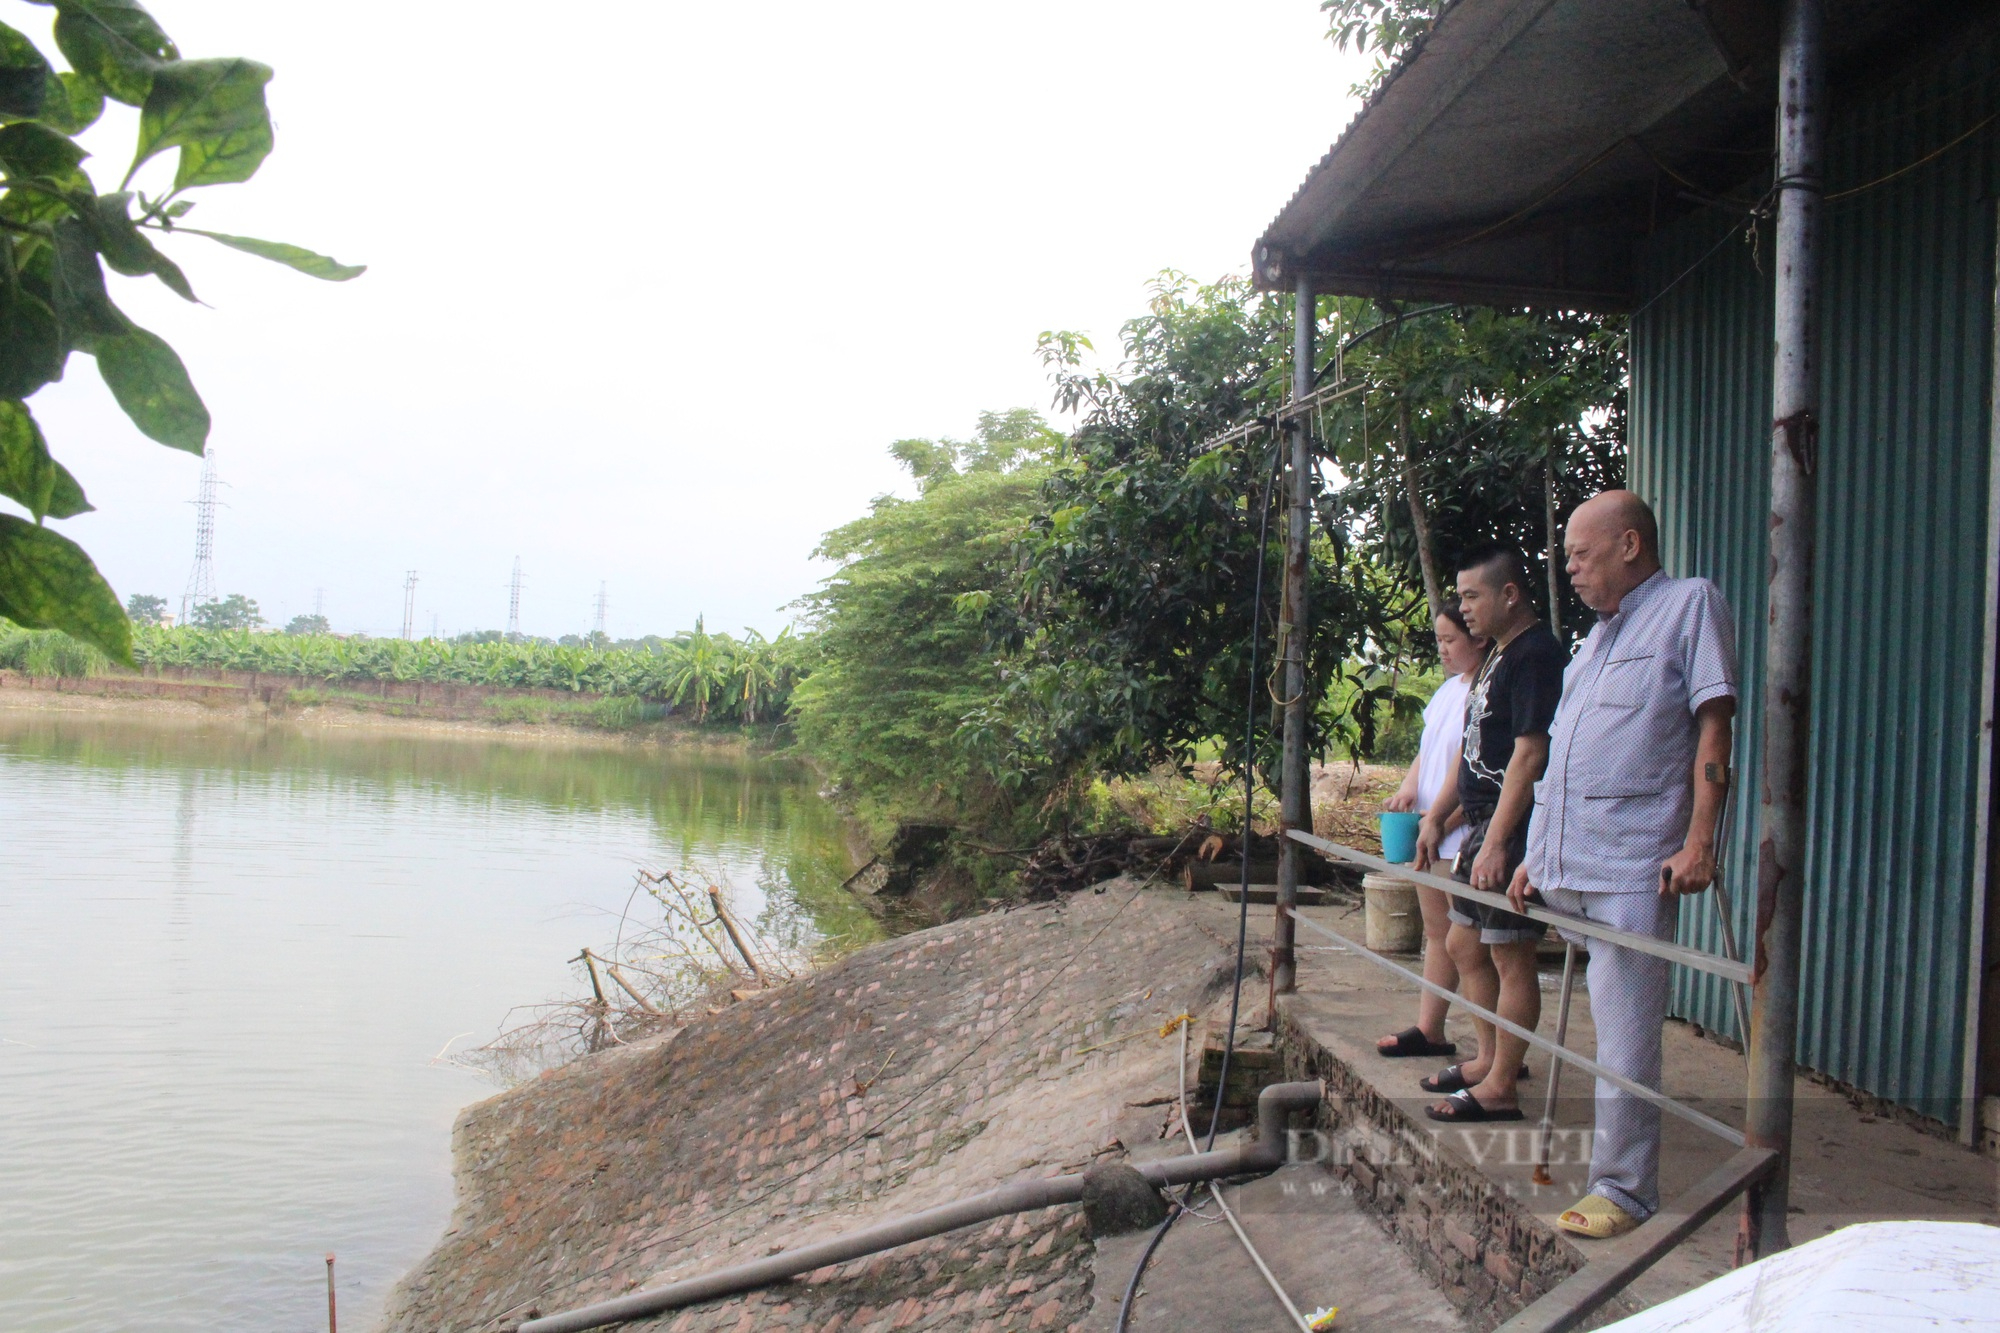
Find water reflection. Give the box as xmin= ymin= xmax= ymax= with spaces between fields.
xmin=0 ymin=709 xmax=869 ymax=1333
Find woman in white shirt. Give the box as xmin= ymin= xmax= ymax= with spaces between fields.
xmin=1376 ymin=601 xmax=1489 ymax=1058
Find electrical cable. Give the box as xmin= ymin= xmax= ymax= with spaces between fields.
xmin=1209 ymin=438 xmax=1284 ymax=1151
xmin=1116 ymin=434 xmax=1285 ymax=1333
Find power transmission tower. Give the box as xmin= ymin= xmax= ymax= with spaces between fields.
xmin=312 ymin=587 xmax=325 ymax=618
xmin=401 ymin=571 xmax=419 ymax=640
xmin=429 ymin=611 xmax=441 ymax=640
xmin=507 ymin=557 xmax=523 ymax=640
xmin=592 ymin=582 xmax=608 ymax=639
xmin=179 ymin=450 xmax=222 ymax=625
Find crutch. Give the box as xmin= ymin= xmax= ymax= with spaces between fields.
xmin=1530 ymin=938 xmax=1579 ymax=1186
xmin=1703 ymin=769 xmax=1753 ymax=1047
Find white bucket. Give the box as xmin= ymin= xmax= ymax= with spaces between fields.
xmin=1362 ymin=873 xmax=1423 ymax=954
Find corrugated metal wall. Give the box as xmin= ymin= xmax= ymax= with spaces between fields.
xmin=1630 ymin=30 xmax=1998 ymax=1123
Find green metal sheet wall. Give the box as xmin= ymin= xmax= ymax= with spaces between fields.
xmin=1630 ymin=32 xmax=1997 ymax=1123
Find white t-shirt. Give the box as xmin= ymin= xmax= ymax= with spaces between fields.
xmin=1416 ymin=673 xmax=1472 ymax=859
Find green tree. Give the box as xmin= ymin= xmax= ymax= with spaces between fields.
xmin=1325 ymin=306 xmax=1626 ymax=641
xmin=124 ymin=591 xmax=166 ymax=624
xmin=791 ymin=410 xmax=1061 ymax=832
xmin=0 ymin=2 xmax=359 ymax=664
xmin=991 ymin=274 xmax=1405 ymax=787
xmin=283 ymin=612 xmax=327 ymax=635
xmin=1321 ymin=0 xmax=1444 ymax=94
xmin=655 ymin=617 xmax=730 ymax=723
xmin=190 ymin=592 xmax=258 ymax=630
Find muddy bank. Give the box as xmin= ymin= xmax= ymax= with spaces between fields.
xmin=0 ymin=671 xmax=765 ymax=750
xmin=380 ymin=885 xmax=1259 ymax=1332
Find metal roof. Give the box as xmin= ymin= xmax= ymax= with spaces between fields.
xmin=1253 ymin=0 xmax=1965 ymax=310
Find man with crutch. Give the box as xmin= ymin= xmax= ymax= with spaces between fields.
xmin=1507 ymin=490 xmax=1737 ymax=1239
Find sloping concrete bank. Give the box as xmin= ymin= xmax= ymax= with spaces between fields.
xmin=379 ymin=885 xmax=1255 ymax=1333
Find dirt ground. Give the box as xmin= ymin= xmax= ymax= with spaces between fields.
xmin=1310 ymin=761 xmax=1404 ymax=855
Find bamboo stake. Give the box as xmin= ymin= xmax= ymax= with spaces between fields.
xmin=604 ymin=960 xmax=661 ymax=1014
xmin=707 ymin=886 xmax=766 ymax=983
xmin=574 ymin=949 xmax=608 ymax=1006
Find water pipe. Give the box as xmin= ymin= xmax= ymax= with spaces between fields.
xmin=517 ymin=1080 xmax=1324 ymax=1333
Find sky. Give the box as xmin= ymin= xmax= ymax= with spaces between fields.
xmin=19 ymin=2 xmax=1369 ymax=640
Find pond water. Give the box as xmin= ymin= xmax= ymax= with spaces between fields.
xmin=0 ymin=708 xmax=872 ymax=1333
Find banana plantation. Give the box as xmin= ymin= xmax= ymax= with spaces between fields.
xmin=2 ymin=621 xmax=809 ymax=726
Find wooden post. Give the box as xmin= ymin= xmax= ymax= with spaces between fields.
xmin=576 ymin=948 xmax=608 ymax=1006
xmin=708 ymin=886 xmax=766 ymax=984
xmin=326 ymin=1253 xmax=337 ymax=1333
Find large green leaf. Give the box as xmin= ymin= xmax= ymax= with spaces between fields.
xmin=180 ymin=227 xmax=366 ymax=281
xmin=0 ymin=512 xmax=130 ymax=664
xmin=0 ymin=279 xmax=64 ymax=399
xmin=38 ymin=71 xmax=105 ymax=135
xmin=129 ymin=57 xmax=272 ymax=190
xmin=0 ymin=398 xmax=89 ymax=520
xmin=0 ymin=20 xmax=51 ymax=118
xmin=93 ymin=322 xmax=206 ymax=451
xmin=50 ymin=216 xmax=127 ymax=348
xmin=88 ymin=191 xmax=194 ymax=300
xmin=0 ymin=120 xmax=88 ymax=182
xmin=52 ymin=0 xmax=175 ymax=107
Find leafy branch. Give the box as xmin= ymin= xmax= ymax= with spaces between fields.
xmin=0 ymin=0 xmax=362 ymax=660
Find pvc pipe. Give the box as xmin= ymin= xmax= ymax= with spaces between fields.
xmin=518 ymin=1081 xmax=1324 ymax=1333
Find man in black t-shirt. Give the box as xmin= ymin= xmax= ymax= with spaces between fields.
xmin=1411 ymin=545 xmax=1565 ymax=1123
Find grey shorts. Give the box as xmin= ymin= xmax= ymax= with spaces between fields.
xmin=1445 ymin=815 xmax=1547 ymax=945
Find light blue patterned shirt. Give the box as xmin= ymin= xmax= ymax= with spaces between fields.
xmin=1525 ymin=571 xmax=1738 ymax=894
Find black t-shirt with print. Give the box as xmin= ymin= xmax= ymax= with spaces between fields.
xmin=1457 ymin=622 xmax=1566 ymax=820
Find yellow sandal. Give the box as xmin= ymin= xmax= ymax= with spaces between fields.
xmin=1557 ymin=1193 xmax=1640 ymax=1239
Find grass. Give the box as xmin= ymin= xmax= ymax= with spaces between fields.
xmin=487 ymin=695 xmax=667 ymax=730
xmin=0 ymin=626 xmax=110 ymax=678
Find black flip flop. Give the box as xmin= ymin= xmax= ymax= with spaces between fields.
xmin=1424 ymin=1088 xmax=1525 ymax=1123
xmin=1377 ymin=1026 xmax=1458 ymax=1058
xmin=1421 ymin=1062 xmax=1535 ymax=1094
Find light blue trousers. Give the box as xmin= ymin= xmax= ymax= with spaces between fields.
xmin=1537 ymin=886 xmax=1679 ymax=1220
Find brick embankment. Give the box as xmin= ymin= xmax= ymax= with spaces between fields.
xmin=380 ymin=885 xmax=1254 ymax=1333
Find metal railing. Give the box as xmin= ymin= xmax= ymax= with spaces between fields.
xmin=1286 ymin=830 xmax=1750 ymax=985
xmin=1279 ymin=828 xmax=1772 ymax=1333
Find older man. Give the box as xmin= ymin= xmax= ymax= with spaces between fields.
xmin=1508 ymin=490 xmax=1737 ymax=1240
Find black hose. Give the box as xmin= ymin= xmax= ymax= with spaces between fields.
xmin=1113 ymin=1202 xmax=1182 ymax=1333
xmin=1117 ymin=440 xmax=1283 ymax=1329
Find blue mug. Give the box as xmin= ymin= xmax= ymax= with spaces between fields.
xmin=1378 ymin=811 xmax=1421 ymax=864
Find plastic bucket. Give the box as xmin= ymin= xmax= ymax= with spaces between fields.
xmin=1377 ymin=811 xmax=1421 ymax=864
xmin=1362 ymin=873 xmax=1423 ymax=954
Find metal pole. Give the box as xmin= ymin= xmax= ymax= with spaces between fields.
xmin=1743 ymin=0 xmax=1823 ymax=1263
xmin=1273 ymin=273 xmax=1314 ymax=995
xmin=326 ymin=1252 xmax=337 ymax=1333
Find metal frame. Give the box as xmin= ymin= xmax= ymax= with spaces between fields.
xmin=1286 ymin=830 xmax=1751 ymax=984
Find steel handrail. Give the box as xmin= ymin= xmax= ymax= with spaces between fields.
xmin=1282 ymin=907 xmax=1745 ymax=1145
xmin=1286 ymin=830 xmax=1752 ymax=985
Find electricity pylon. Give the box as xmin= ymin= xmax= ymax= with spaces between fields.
xmin=507 ymin=557 xmax=523 ymax=640
xmin=401 ymin=571 xmax=418 ymax=640
xmin=179 ymin=450 xmax=221 ymax=625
